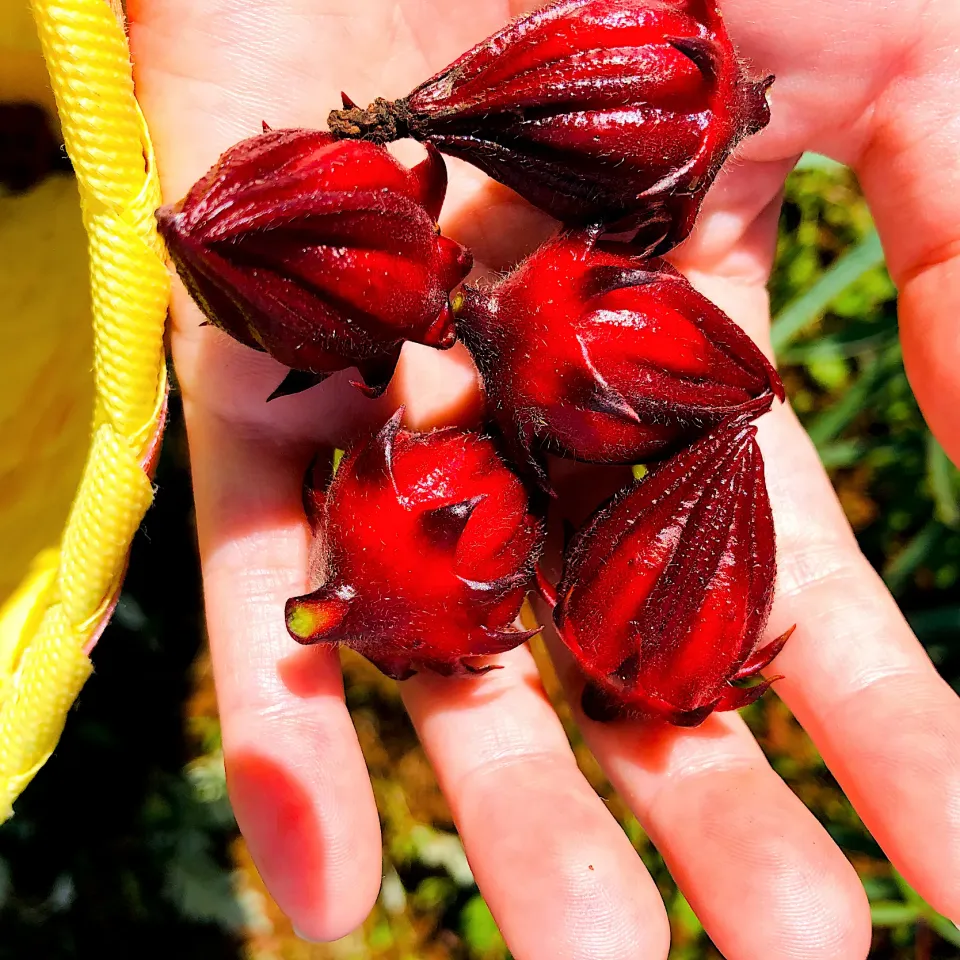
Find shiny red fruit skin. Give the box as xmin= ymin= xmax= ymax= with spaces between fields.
xmin=155 ymin=127 xmax=472 ymax=398
xmin=552 ymin=419 xmax=792 ymax=726
xmin=285 ymin=411 xmax=544 ymax=680
xmin=454 ymin=229 xmax=783 ymax=478
xmin=330 ymin=0 xmax=772 ymax=253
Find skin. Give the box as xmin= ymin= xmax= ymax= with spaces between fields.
xmin=127 ymin=0 xmax=960 ymax=956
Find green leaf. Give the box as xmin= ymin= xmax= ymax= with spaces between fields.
xmin=163 ymin=830 xmax=245 ymax=931
xmin=805 ymin=346 xmax=896 ymax=448
xmin=926 ymin=434 xmax=960 ymax=528
xmin=926 ymin=912 xmax=960 ymax=947
xmin=408 ymin=826 xmax=474 ymax=886
xmin=794 ymin=153 xmax=848 ymax=175
xmin=368 ymin=920 xmax=394 ymax=949
xmin=413 ymin=876 xmax=455 ymax=911
xmin=622 ymin=814 xmax=648 ymax=849
xmin=892 ymin=869 xmax=927 ymax=906
xmin=886 ymin=870 xmax=960 ymax=945
xmin=883 ymin=521 xmax=941 ymax=596
xmin=817 ymin=439 xmax=868 ymax=470
xmin=863 ymin=875 xmax=901 ymax=902
xmin=460 ymin=894 xmax=507 ymax=955
xmin=806 ymin=353 xmax=851 ymax=392
xmin=671 ymin=891 xmax=704 ymax=938
xmin=906 ymin=605 xmax=960 ymax=640
xmin=869 ymin=902 xmax=920 ymax=927
xmin=778 ymin=319 xmax=898 ymax=364
xmin=771 ymin=229 xmax=885 ymax=353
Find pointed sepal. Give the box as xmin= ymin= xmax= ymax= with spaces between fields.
xmin=575 ymin=335 xmax=642 ymax=424
xmin=581 ymin=265 xmax=661 ymax=302
xmin=476 ymin=623 xmax=542 ymax=653
xmin=267 ymin=369 xmax=327 ymax=401
xmin=667 ymin=35 xmax=722 ymax=82
xmin=410 ymin=143 xmax=448 ymax=222
xmin=353 ymin=407 xmax=403 ymax=485
xmin=671 ymin=700 xmax=723 ymax=727
xmin=421 ymin=495 xmax=485 ymax=549
xmin=581 ymin=682 xmax=625 ymax=723
xmin=733 ymin=625 xmax=795 ymax=681
xmin=460 ymin=659 xmax=504 ymax=676
xmin=716 ymin=676 xmax=783 ymax=713
xmin=456 ymin=568 xmax=531 ymax=595
xmin=351 ymin=350 xmax=402 ymax=399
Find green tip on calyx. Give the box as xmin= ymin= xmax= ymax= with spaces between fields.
xmin=285 ymin=595 xmax=349 ymax=641
xmin=332 ymin=448 xmax=345 ymax=476
xmin=632 ymin=463 xmax=648 ymax=481
xmin=286 ymin=604 xmax=319 ymax=639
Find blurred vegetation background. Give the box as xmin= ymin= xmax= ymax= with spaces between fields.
xmin=2 ymin=148 xmax=960 ymax=958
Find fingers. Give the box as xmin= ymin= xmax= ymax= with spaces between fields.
xmin=187 ymin=412 xmax=382 ymax=940
xmin=131 ymin=1 xmax=499 ymax=937
xmin=686 ymin=18 xmax=960 ymax=921
xmin=545 ymin=261 xmax=958 ymax=950
xmin=401 ymin=647 xmax=671 ymax=960
xmin=680 ymin=272 xmax=960 ymax=925
xmin=852 ymin=37 xmax=960 ymax=463
xmin=751 ymin=400 xmax=960 ymax=922
xmin=545 ymin=643 xmax=871 ymax=960
xmin=898 ymin=259 xmax=960 ymax=464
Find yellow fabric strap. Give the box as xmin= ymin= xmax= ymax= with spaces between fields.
xmin=0 ymin=0 xmax=169 ymax=819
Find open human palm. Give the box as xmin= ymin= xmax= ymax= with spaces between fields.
xmin=128 ymin=0 xmax=960 ymax=956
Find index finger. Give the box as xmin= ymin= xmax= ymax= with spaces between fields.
xmin=188 ymin=407 xmax=382 ymax=941
xmin=126 ymin=0 xmax=483 ymax=938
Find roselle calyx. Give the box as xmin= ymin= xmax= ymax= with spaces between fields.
xmin=551 ymin=420 xmax=794 ymax=726
xmin=454 ymin=229 xmax=782 ymax=479
xmin=285 ymin=410 xmax=544 ymax=679
xmin=328 ymin=0 xmax=772 ymax=252
xmin=156 ymin=127 xmax=472 ymax=399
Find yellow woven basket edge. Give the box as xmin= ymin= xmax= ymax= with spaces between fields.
xmin=0 ymin=0 xmax=170 ymax=819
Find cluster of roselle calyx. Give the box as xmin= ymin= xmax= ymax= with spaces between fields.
xmin=157 ymin=0 xmax=794 ymax=726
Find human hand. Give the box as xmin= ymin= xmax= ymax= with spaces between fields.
xmin=128 ymin=0 xmax=960 ymax=956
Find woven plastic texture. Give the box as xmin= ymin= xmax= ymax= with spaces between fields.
xmin=0 ymin=0 xmax=169 ymax=819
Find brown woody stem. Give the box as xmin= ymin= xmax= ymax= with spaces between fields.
xmin=327 ymin=97 xmax=422 ymax=144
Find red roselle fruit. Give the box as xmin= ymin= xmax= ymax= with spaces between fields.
xmin=328 ymin=0 xmax=773 ymax=253
xmin=454 ymin=229 xmax=783 ymax=479
xmin=285 ymin=410 xmax=544 ymax=679
xmin=548 ymin=419 xmax=794 ymax=726
xmin=155 ymin=127 xmax=472 ymax=399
